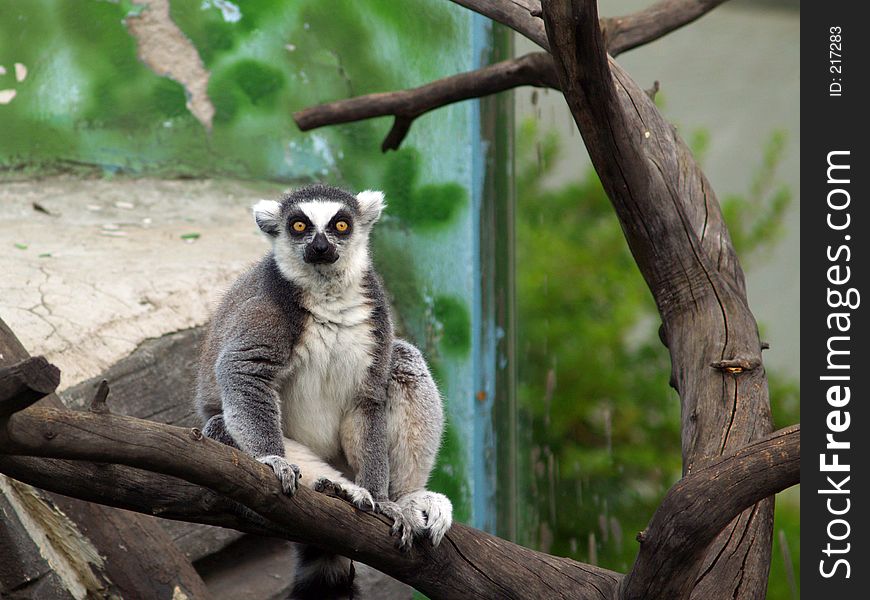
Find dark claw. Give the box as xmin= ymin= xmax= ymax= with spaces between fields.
xmin=376 ymin=501 xmax=413 ymax=551
xmin=257 ymin=455 xmax=301 ymax=497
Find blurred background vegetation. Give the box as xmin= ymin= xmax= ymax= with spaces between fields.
xmin=514 ymin=119 xmax=800 ymax=599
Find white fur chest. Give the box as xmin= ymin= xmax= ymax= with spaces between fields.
xmin=280 ymin=291 xmax=375 ymax=459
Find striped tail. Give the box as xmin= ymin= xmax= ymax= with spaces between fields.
xmin=291 ymin=545 xmax=357 ymax=600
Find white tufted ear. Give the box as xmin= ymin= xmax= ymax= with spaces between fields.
xmin=356 ymin=190 xmax=386 ymax=225
xmin=252 ymin=200 xmax=282 ymax=237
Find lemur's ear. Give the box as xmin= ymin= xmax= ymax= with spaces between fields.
xmin=356 ymin=190 xmax=386 ymax=225
xmin=252 ymin=200 xmax=282 ymax=237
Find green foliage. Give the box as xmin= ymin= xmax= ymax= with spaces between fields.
xmin=721 ymin=131 xmax=792 ymax=261
xmin=514 ymin=119 xmax=799 ymax=586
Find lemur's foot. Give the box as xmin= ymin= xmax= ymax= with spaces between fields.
xmin=257 ymin=455 xmax=301 ymax=496
xmin=397 ymin=490 xmax=453 ymax=547
xmin=313 ymin=477 xmax=376 ymax=511
xmin=375 ymin=500 xmax=417 ymax=551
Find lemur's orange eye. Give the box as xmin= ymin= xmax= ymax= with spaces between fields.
xmin=292 ymin=221 xmax=307 ymax=232
xmin=335 ymin=220 xmax=349 ymax=232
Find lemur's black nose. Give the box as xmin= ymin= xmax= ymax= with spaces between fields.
xmin=311 ymin=233 xmax=330 ymax=254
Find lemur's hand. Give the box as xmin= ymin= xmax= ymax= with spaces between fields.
xmin=257 ymin=455 xmax=301 ymax=496
xmin=374 ymin=500 xmax=415 ymax=551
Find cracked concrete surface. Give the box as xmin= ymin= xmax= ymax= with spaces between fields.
xmin=1 ymin=176 xmax=284 ymax=390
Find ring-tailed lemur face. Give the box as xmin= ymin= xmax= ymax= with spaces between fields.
xmin=252 ymin=184 xmax=385 ymax=274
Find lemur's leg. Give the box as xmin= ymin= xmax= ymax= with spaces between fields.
xmin=386 ymin=340 xmax=453 ymax=548
xmin=340 ymin=339 xmax=453 ymax=549
xmin=282 ymin=439 xmax=374 ymax=509
xmin=280 ymin=438 xmax=368 ymax=600
xmin=202 ymin=414 xmax=239 ymax=448
xmin=213 ymin=342 xmax=300 ymax=496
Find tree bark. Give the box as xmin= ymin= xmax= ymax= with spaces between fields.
xmin=540 ymin=0 xmax=775 ymax=597
xmin=1 ymin=353 xmax=798 ymax=600
xmin=0 ymin=319 xmax=211 ymax=600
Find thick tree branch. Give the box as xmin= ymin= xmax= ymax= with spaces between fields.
xmin=450 ymin=0 xmax=549 ymax=50
xmin=541 ymin=0 xmax=775 ymax=597
xmin=0 ymin=388 xmax=799 ymax=600
xmin=0 ymin=402 xmax=622 ymax=600
xmin=602 ymin=0 xmax=731 ymax=57
xmin=294 ymin=52 xmax=558 ymax=151
xmin=623 ymin=425 xmax=800 ymax=599
xmin=0 ymin=455 xmax=280 ymax=537
xmin=294 ymin=1 xmax=732 ymax=151
xmin=0 ymin=326 xmax=211 ymax=599
xmin=0 ymin=394 xmax=799 ymax=600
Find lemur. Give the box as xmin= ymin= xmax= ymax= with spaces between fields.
xmin=195 ymin=184 xmax=452 ymax=599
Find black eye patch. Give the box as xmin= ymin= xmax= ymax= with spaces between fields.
xmin=287 ymin=213 xmax=312 ymax=236
xmin=329 ymin=212 xmax=353 ymax=234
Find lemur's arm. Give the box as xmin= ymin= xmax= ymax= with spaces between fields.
xmin=348 ymin=273 xmax=394 ymax=501
xmin=216 ymin=342 xmax=286 ymax=457
xmin=215 ymin=301 xmax=299 ymax=493
xmin=354 ymin=396 xmax=391 ymax=501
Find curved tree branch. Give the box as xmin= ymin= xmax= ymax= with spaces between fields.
xmin=602 ymin=0 xmax=731 ymax=57
xmin=0 ymin=399 xmax=622 ymax=600
xmin=0 ymin=455 xmax=280 ymax=537
xmin=294 ymin=0 xmax=733 ymax=151
xmin=294 ymin=52 xmax=559 ymax=151
xmin=0 ymin=325 xmax=212 ymax=600
xmin=540 ymin=0 xmax=775 ymax=597
xmin=623 ymin=425 xmax=800 ymax=599
xmin=449 ymin=0 xmax=549 ymax=50
xmin=0 ymin=360 xmax=799 ymax=600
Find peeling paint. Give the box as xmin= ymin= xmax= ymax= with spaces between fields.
xmin=201 ymin=0 xmax=242 ymax=23
xmin=125 ymin=0 xmax=215 ymax=129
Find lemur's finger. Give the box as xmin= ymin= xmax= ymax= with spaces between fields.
xmin=375 ymin=501 xmax=415 ymax=551
xmin=258 ymin=455 xmax=300 ymax=496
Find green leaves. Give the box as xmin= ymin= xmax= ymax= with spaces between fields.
xmin=514 ymin=119 xmax=796 ymax=572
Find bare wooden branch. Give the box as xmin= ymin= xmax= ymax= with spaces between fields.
xmin=540 ymin=0 xmax=775 ymax=597
xmin=623 ymin=425 xmax=800 ymax=599
xmin=294 ymin=52 xmax=558 ymax=151
xmin=0 ymin=319 xmax=210 ymax=600
xmin=602 ymin=0 xmax=731 ymax=57
xmin=0 ymin=455 xmax=278 ymax=537
xmin=0 ymin=395 xmax=798 ymax=600
xmin=294 ymin=0 xmax=732 ymax=151
xmin=0 ymin=403 xmax=622 ymax=600
xmin=450 ymin=0 xmax=549 ymax=50
xmin=0 ymin=356 xmax=60 ymax=417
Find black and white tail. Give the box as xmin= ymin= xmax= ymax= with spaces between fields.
xmin=291 ymin=545 xmax=357 ymax=600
